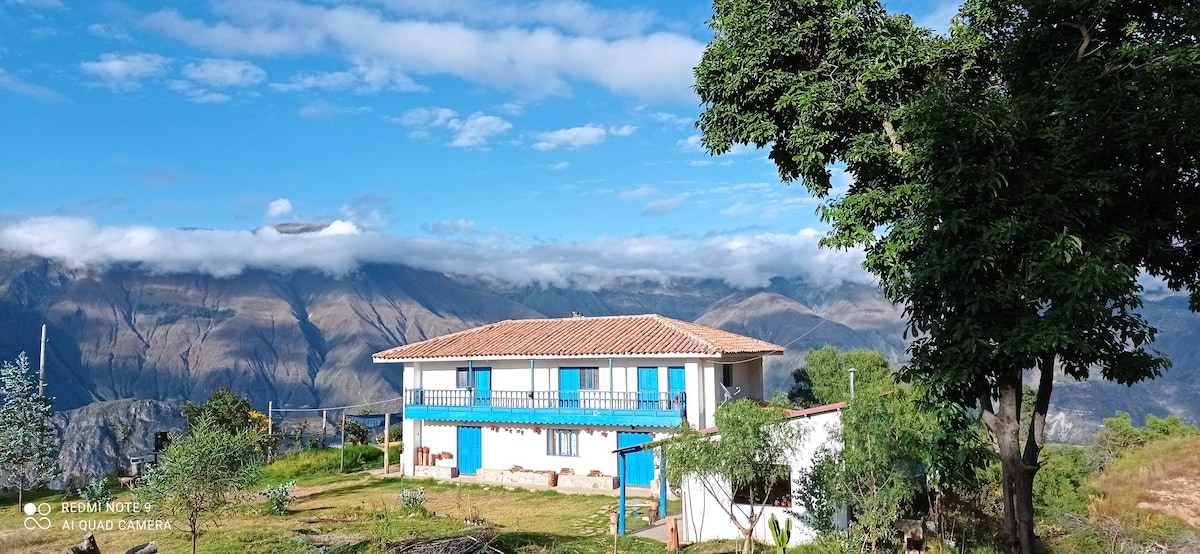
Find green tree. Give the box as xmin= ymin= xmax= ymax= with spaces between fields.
xmin=790 ymin=348 xmax=946 ymax=552
xmin=0 ymin=352 xmax=58 ymax=511
xmin=788 ymin=346 xmax=890 ymax=407
xmin=340 ymin=418 xmax=369 ymax=445
xmin=662 ymin=400 xmax=805 ymax=554
xmin=182 ymin=388 xmax=259 ymax=433
xmin=135 ymin=415 xmax=263 ymax=554
xmin=694 ymin=1 xmax=1200 ymax=552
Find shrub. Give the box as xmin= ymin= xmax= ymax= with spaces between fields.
xmin=374 ymin=424 xmax=402 ymax=445
xmin=76 ymin=474 xmax=116 ymax=505
xmin=262 ymin=480 xmax=296 ymax=515
xmin=398 ymin=486 xmax=425 ymax=511
xmin=340 ymin=419 xmax=369 ymax=445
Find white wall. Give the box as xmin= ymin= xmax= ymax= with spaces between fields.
xmin=408 ymin=420 xmax=671 ymax=477
xmin=680 ymin=410 xmax=842 ymax=546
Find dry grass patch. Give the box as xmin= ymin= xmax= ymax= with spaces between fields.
xmin=1090 ymin=435 xmax=1200 ymax=531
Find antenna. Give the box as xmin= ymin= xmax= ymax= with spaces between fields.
xmin=719 ymin=383 xmax=742 ymax=404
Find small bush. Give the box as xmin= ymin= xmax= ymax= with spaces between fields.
xmin=262 ymin=480 xmax=296 ymax=514
xmin=398 ymin=486 xmax=425 ymax=512
xmin=375 ymin=425 xmax=402 ymax=445
xmin=75 ymin=475 xmax=115 ymax=504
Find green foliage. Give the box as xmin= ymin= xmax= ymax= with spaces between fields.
xmin=135 ymin=414 xmax=264 ymax=554
xmin=374 ymin=424 xmax=402 ymax=445
xmin=261 ymin=480 xmax=296 ymax=515
xmin=1032 ymin=447 xmax=1094 ymax=522
xmin=1090 ymin=411 xmax=1200 ymax=469
xmin=788 ymin=347 xmax=891 ymax=407
xmin=75 ymin=474 xmax=116 ymax=505
xmin=768 ymin=513 xmax=792 ymax=553
xmin=182 ymin=388 xmax=261 ymax=435
xmin=398 ymin=486 xmax=426 ymax=513
xmin=696 ymin=0 xmax=1200 ymax=550
xmin=662 ymin=400 xmax=804 ymax=554
xmin=0 ymin=352 xmax=59 ymax=509
xmin=341 ymin=418 xmax=369 ymax=445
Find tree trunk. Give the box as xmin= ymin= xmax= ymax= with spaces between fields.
xmin=983 ymin=357 xmax=1055 ymax=554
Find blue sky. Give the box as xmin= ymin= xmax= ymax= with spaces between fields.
xmin=0 ymin=0 xmax=956 ymax=288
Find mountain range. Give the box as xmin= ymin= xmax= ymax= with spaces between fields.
xmin=0 ymin=252 xmax=1196 ymax=485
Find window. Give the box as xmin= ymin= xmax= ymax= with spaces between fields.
xmin=722 ymin=364 xmax=733 ymax=387
xmin=580 ymin=367 xmax=598 ymax=390
xmin=547 ymin=429 xmax=579 ymax=457
xmin=456 ymin=368 xmax=471 ymax=388
xmin=731 ymin=467 xmax=792 ymax=506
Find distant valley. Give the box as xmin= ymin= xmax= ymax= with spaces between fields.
xmin=1 ymin=252 xmax=1197 ymax=485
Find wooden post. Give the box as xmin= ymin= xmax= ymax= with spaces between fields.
xmin=665 ymin=515 xmax=680 ymax=551
xmin=321 ymin=409 xmax=328 ymax=448
xmin=383 ymin=411 xmax=391 ymax=475
xmin=266 ymin=401 xmax=273 ymax=463
xmin=340 ymin=411 xmax=347 ymax=473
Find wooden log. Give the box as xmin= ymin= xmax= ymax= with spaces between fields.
xmin=124 ymin=543 xmax=157 ymax=554
xmin=64 ymin=533 xmax=101 ymax=554
xmin=665 ymin=515 xmax=680 ymax=551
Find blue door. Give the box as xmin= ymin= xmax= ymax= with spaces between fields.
xmin=637 ymin=367 xmax=659 ymax=409
xmin=457 ymin=426 xmax=482 ymax=475
xmin=618 ymin=431 xmax=654 ymax=487
xmin=668 ymin=366 xmax=685 ymax=412
xmin=473 ymin=368 xmax=491 ymax=407
xmin=559 ymin=368 xmax=581 ymax=408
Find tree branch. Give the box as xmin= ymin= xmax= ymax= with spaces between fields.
xmin=1060 ymin=22 xmax=1092 ymax=61
xmin=882 ymin=121 xmax=904 ymax=154
xmin=1022 ymin=354 xmax=1055 ymax=465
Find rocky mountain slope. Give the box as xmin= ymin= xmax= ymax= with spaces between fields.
xmin=1 ymin=252 xmax=1197 ymax=485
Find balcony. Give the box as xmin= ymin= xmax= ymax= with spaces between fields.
xmin=404 ymin=389 xmax=686 ymax=427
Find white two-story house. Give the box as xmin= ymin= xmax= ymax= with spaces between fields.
xmin=372 ymin=313 xmax=785 ymax=487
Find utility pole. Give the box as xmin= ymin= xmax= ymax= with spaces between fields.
xmin=38 ymin=324 xmax=47 ymax=397
xmin=267 ymin=401 xmax=273 ymax=463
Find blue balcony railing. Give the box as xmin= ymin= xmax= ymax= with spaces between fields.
xmin=404 ymin=389 xmax=686 ymax=427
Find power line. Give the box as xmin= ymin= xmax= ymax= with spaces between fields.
xmin=270 ymin=395 xmax=405 ymax=413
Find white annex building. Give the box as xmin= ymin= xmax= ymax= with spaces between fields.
xmin=678 ymin=403 xmax=845 ymax=546
xmin=372 ymin=313 xmax=785 ymax=490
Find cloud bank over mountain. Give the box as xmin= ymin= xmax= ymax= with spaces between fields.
xmin=0 ymin=216 xmax=870 ymax=289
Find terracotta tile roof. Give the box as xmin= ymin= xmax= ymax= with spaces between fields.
xmin=372 ymin=314 xmax=785 ymax=362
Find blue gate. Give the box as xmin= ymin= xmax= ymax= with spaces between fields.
xmin=457 ymin=426 xmax=482 ymax=475
xmin=617 ymin=431 xmax=654 ymax=487
xmin=473 ymin=368 xmax=491 ymax=407
xmin=637 ymin=367 xmax=659 ymax=409
xmin=559 ymin=368 xmax=581 ymax=408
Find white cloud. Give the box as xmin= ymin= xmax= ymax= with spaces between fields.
xmin=0 ymin=216 xmax=871 ymax=289
xmin=166 ymin=79 xmax=232 ymax=103
xmin=142 ymin=2 xmax=703 ymax=100
xmin=393 ymin=107 xmax=511 ymax=148
xmin=688 ymin=160 xmax=713 ymax=167
xmin=183 ymin=58 xmax=266 ymax=87
xmin=87 ymin=23 xmax=132 ymax=42
xmin=266 ymin=198 xmax=293 ymax=218
xmin=424 ymin=219 xmax=478 ymax=237
xmin=370 ymin=0 xmax=659 ymax=39
xmin=549 ymin=161 xmax=569 ymax=170
xmin=0 ymin=69 xmax=68 ymax=102
xmin=650 ymin=112 xmax=691 ymax=126
xmin=643 ymin=196 xmax=683 ymax=216
xmin=451 ymin=113 xmax=512 ymax=147
xmin=609 ymin=124 xmax=636 ymax=136
xmin=80 ymin=53 xmax=170 ymax=91
xmin=272 ymin=59 xmax=421 ymax=93
xmin=678 ymin=133 xmax=756 ymax=156
xmin=533 ymin=124 xmax=607 ymax=150
xmin=618 ymin=185 xmax=657 ymax=200
xmin=298 ymin=100 xmax=370 ymax=119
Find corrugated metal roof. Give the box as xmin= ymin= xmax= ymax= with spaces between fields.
xmin=372 ymin=314 xmax=785 ymax=361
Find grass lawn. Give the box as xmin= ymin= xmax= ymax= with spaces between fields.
xmin=0 ymin=448 xmax=690 ymax=554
